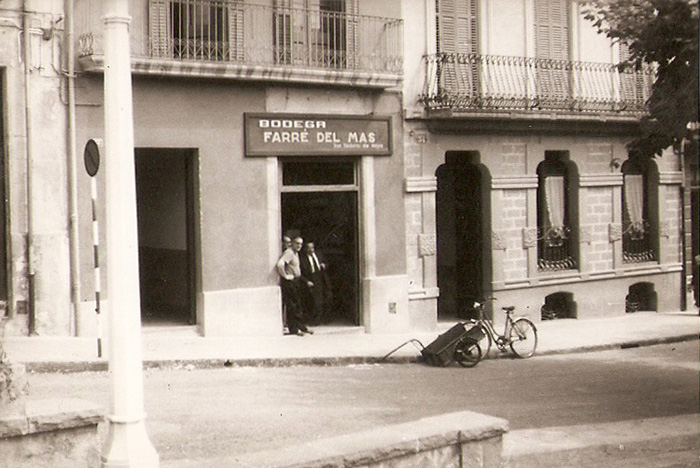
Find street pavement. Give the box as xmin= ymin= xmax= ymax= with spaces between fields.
xmin=4 ymin=310 xmax=699 ymax=372
xmin=505 ymin=413 xmax=699 ymax=468
xmin=11 ymin=308 xmax=700 ymax=467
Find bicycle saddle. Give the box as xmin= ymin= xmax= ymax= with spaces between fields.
xmin=502 ymin=306 xmax=515 ymax=312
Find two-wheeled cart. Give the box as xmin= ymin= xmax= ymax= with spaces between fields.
xmin=382 ymin=322 xmax=485 ymax=367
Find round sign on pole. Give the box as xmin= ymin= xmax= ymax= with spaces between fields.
xmin=84 ymin=139 xmax=101 ymax=177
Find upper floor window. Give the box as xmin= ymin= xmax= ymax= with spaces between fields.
xmin=149 ymin=0 xmax=377 ymax=71
xmin=274 ymin=0 xmax=358 ymax=68
xmin=150 ymin=0 xmax=244 ymax=62
xmin=436 ymin=0 xmax=478 ymax=55
xmin=622 ymin=156 xmax=657 ymax=263
xmin=435 ymin=0 xmax=479 ymax=98
xmin=537 ymin=152 xmax=577 ymax=271
xmin=534 ymin=0 xmax=571 ymax=108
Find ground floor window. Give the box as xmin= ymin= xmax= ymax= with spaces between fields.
xmin=622 ymin=155 xmax=657 ymax=263
xmin=536 ymin=151 xmax=577 ymax=271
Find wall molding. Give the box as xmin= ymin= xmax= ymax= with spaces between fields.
xmin=579 ymin=173 xmax=623 ymax=187
xmin=659 ymin=171 xmax=683 ymax=185
xmin=491 ymin=176 xmax=538 ymax=190
xmin=405 ymin=176 xmax=437 ymax=193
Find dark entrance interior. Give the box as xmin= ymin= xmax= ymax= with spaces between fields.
xmin=135 ymin=148 xmax=196 ymax=325
xmin=436 ymin=152 xmax=490 ymax=320
xmin=282 ymin=191 xmax=359 ymax=325
xmin=281 ymin=159 xmax=359 ymax=326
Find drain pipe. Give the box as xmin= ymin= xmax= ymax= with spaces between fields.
xmin=23 ymin=1 xmax=37 ymax=335
xmin=65 ymin=0 xmax=81 ymax=335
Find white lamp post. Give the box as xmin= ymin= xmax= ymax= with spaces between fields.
xmin=100 ymin=0 xmax=159 ymax=466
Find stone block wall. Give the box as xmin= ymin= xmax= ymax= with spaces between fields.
xmin=583 ymin=186 xmax=615 ymax=273
xmin=501 ymin=189 xmax=529 ymax=283
xmin=230 ymin=410 xmax=508 ymax=468
xmin=0 ymin=398 xmax=102 ymax=468
xmin=404 ymin=127 xmax=439 ymax=329
xmin=405 ymin=129 xmax=685 ymax=323
xmin=660 ymin=185 xmax=683 ymax=265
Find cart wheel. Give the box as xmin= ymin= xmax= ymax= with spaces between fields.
xmin=454 ymin=338 xmax=482 ymax=368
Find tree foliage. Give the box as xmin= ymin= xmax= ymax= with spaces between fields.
xmin=582 ymin=0 xmax=699 ymax=156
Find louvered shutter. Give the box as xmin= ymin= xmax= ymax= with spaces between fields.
xmin=345 ymin=0 xmax=358 ymax=69
xmin=618 ymin=42 xmax=646 ymax=111
xmin=274 ymin=0 xmax=293 ymax=64
xmin=437 ymin=0 xmax=477 ymax=55
xmin=228 ymin=0 xmax=245 ymax=61
xmin=534 ymin=0 xmax=571 ymax=107
xmin=535 ymin=0 xmax=569 ymax=60
xmin=436 ymin=0 xmax=478 ymax=98
xmin=150 ymin=0 xmax=171 ymax=58
xmin=291 ymin=0 xmax=308 ymax=65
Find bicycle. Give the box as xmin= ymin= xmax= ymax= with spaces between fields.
xmin=470 ymin=299 xmax=538 ymax=359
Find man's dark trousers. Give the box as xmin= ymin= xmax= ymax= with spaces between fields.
xmin=281 ymin=278 xmax=305 ymax=334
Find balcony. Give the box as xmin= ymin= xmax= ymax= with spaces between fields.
xmin=538 ymin=226 xmax=577 ymax=272
xmin=78 ymin=0 xmax=403 ymax=88
xmin=420 ymin=53 xmax=654 ymax=121
xmin=622 ymin=220 xmax=656 ymax=264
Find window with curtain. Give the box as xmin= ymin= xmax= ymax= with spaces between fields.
xmin=622 ymin=158 xmax=655 ymax=263
xmin=537 ymin=153 xmax=576 ymax=271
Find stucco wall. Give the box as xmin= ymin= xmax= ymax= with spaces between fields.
xmin=75 ymin=75 xmax=406 ymax=335
xmin=0 ymin=2 xmax=72 ymax=335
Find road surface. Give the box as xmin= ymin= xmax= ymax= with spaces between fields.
xmin=27 ymin=340 xmax=699 ymax=466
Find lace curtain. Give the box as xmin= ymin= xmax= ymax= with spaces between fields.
xmin=544 ymin=176 xmax=565 ymax=229
xmin=624 ymin=174 xmax=644 ymax=230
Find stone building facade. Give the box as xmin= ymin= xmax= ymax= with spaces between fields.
xmin=401 ymin=0 xmax=687 ymax=327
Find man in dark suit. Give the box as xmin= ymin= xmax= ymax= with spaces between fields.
xmin=300 ymin=241 xmax=333 ymax=326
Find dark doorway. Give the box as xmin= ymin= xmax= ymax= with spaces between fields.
xmin=281 ymin=160 xmax=359 ymax=326
xmin=436 ymin=153 xmax=489 ymax=320
xmin=135 ymin=149 xmax=196 ymax=325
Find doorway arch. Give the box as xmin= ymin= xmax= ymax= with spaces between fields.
xmin=436 ymin=152 xmax=492 ymax=320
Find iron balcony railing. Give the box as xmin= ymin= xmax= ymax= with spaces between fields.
xmin=141 ymin=0 xmax=402 ymax=74
xmin=421 ymin=53 xmax=654 ymax=115
xmin=622 ymin=220 xmax=655 ymax=263
xmin=538 ymin=226 xmax=577 ymax=272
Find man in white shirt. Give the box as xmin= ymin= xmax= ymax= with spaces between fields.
xmin=276 ymin=236 xmax=313 ymax=335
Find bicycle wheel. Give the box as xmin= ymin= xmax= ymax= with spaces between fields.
xmin=509 ymin=318 xmax=537 ymax=358
xmin=454 ymin=338 xmax=482 ymax=367
xmin=477 ymin=325 xmax=492 ymax=358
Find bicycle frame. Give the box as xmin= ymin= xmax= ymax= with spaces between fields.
xmin=469 ymin=299 xmax=539 ymax=359
xmin=473 ymin=303 xmax=515 ymax=349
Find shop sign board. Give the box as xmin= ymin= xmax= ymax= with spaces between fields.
xmin=244 ymin=113 xmax=392 ymax=157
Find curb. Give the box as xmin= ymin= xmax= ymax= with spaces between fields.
xmin=23 ymin=333 xmax=700 ymax=374
xmin=531 ymin=333 xmax=700 ymax=357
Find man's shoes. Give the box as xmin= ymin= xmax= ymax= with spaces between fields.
xmin=301 ymin=328 xmax=314 ymax=335
xmin=295 ymin=330 xmax=305 ymax=336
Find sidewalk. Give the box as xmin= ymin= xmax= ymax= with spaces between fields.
xmin=4 ymin=310 xmax=699 ymax=372
xmin=504 ymin=413 xmax=700 ymax=468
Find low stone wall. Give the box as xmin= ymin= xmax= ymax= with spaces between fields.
xmin=0 ymin=398 xmax=103 ymax=468
xmin=177 ymin=410 xmax=508 ymax=468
